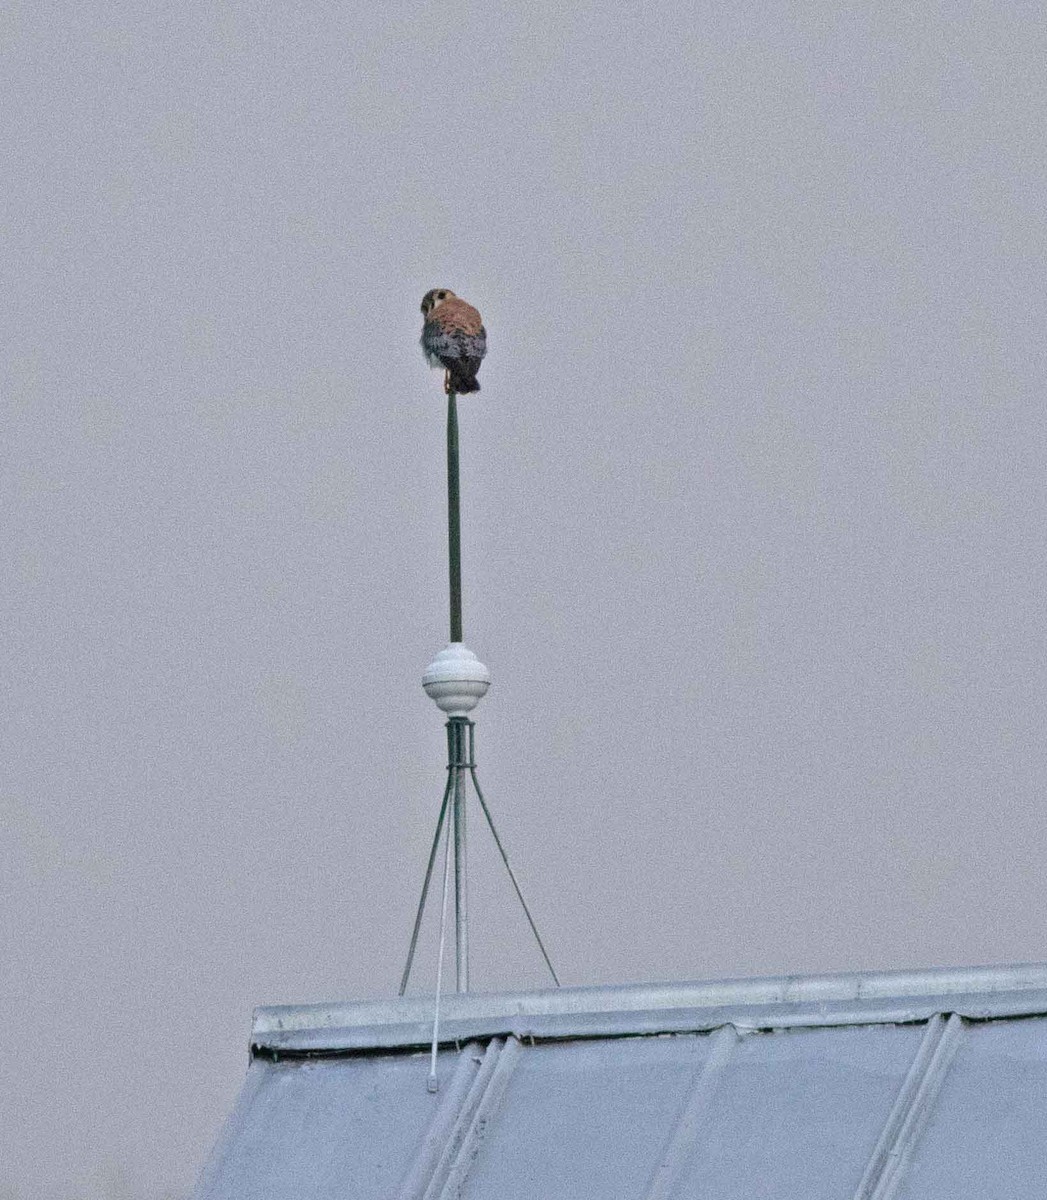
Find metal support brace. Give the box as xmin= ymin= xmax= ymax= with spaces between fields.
xmin=400 ymin=771 xmax=454 ymax=997
xmin=467 ymin=723 xmax=560 ymax=988
xmin=399 ymin=719 xmax=560 ymax=997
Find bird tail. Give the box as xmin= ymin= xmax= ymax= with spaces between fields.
xmin=448 ymin=360 xmax=481 ymax=394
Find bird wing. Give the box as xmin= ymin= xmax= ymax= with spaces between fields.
xmin=438 ymin=298 xmax=484 ymax=336
xmin=421 ymin=319 xmax=464 ymax=365
xmin=422 ymin=316 xmax=487 ymax=365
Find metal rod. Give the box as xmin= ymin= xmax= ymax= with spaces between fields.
xmin=399 ymin=770 xmax=454 ymax=996
xmin=447 ymin=391 xmax=462 ymax=642
xmin=451 ymin=719 xmax=469 ymax=992
xmin=467 ymin=724 xmax=561 ymax=988
xmin=428 ymin=783 xmax=456 ymax=1091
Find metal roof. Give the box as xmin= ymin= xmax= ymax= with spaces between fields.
xmin=196 ymin=962 xmax=1047 ymax=1199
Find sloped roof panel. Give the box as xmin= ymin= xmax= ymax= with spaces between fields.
xmin=458 ymin=1033 xmax=712 ymax=1200
xmin=675 ymin=1023 xmax=926 ymax=1200
xmin=895 ymin=1016 xmax=1047 ymax=1200
xmin=196 ymin=964 xmax=1047 ymax=1200
xmin=196 ymin=1049 xmax=464 ymax=1200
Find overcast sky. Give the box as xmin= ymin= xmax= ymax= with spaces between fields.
xmin=4 ymin=2 xmax=1047 ymax=1197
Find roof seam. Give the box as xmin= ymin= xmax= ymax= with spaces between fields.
xmin=852 ymin=1014 xmax=945 ymax=1200
xmin=419 ymin=1037 xmax=506 ymax=1200
xmin=431 ymin=1035 xmax=522 ymax=1200
xmin=395 ymin=1040 xmax=484 ymax=1200
xmin=864 ymin=1012 xmax=965 ymax=1200
xmin=641 ymin=1024 xmax=738 ymax=1200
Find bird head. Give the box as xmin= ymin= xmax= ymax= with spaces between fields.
xmin=421 ymin=288 xmax=456 ymax=317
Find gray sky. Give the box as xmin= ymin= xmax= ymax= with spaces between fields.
xmin=4 ymin=2 xmax=1046 ymax=1196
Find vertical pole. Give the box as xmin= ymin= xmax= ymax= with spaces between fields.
xmin=447 ymin=394 xmax=467 ymax=988
xmin=450 ymin=719 xmax=469 ymax=992
xmin=447 ymin=392 xmax=463 ymax=643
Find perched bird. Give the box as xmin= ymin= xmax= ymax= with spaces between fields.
xmin=420 ymin=289 xmax=487 ymax=394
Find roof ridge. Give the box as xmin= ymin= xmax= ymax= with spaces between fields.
xmin=251 ymin=961 xmax=1047 ymax=1055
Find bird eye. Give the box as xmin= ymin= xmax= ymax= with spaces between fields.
xmin=437 ymin=291 xmax=446 ymax=299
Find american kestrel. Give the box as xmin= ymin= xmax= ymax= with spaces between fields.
xmin=420 ymin=289 xmax=487 ymax=394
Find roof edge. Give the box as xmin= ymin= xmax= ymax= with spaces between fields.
xmin=251 ymin=961 xmax=1047 ymax=1054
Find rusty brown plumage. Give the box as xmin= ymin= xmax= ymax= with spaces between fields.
xmin=420 ymin=289 xmax=488 ymax=395
xmin=430 ymin=297 xmax=484 ymax=336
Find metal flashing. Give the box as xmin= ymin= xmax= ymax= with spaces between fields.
xmin=252 ymin=962 xmax=1047 ymax=1055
